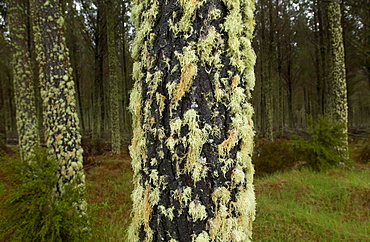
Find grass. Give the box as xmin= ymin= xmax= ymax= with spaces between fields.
xmin=85 ymin=152 xmax=133 ymax=241
xmin=1 ymin=147 xmax=369 ymax=241
xmin=254 ymin=167 xmax=370 ymax=241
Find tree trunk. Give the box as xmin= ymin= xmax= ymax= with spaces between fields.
xmin=128 ymin=0 xmax=256 ymax=241
xmin=328 ymin=0 xmax=349 ymax=160
xmin=29 ymin=0 xmax=88 ymax=224
xmin=106 ymin=0 xmax=121 ymax=154
xmin=7 ymin=0 xmax=39 ymax=161
xmin=92 ymin=0 xmax=106 ymax=148
xmin=0 ymin=77 xmax=5 ymax=151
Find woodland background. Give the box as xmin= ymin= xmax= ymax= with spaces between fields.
xmin=0 ymin=0 xmax=369 ymax=151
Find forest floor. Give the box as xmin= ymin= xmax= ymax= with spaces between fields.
xmin=0 ymin=142 xmax=369 ymax=241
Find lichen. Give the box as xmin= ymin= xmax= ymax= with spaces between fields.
xmin=170 ymin=0 xmax=205 ymax=38
xmin=189 ymin=200 xmax=208 ymax=221
xmin=193 ymin=231 xmax=210 ymax=242
xmin=172 ymin=46 xmax=198 ymax=108
xmin=183 ymin=109 xmax=209 ymax=183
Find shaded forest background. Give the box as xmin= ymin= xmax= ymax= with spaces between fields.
xmin=0 ymin=0 xmax=369 ymax=151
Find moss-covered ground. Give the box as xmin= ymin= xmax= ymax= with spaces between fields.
xmin=0 ymin=142 xmax=369 ymax=241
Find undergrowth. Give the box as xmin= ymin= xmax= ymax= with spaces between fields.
xmin=1 ymin=143 xmax=369 ymax=241
xmin=291 ymin=116 xmax=349 ymax=170
xmin=0 ymin=149 xmax=89 ymax=241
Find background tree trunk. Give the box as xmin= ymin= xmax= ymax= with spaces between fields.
xmin=0 ymin=77 xmax=5 ymax=151
xmin=128 ymin=0 xmax=256 ymax=241
xmin=30 ymin=0 xmax=88 ymax=220
xmin=106 ymin=0 xmax=121 ymax=154
xmin=7 ymin=0 xmax=39 ymax=161
xmin=328 ymin=0 xmax=349 ymax=160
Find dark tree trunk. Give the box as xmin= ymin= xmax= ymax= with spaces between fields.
xmin=129 ymin=0 xmax=256 ymax=241
xmin=0 ymin=78 xmax=5 ymax=151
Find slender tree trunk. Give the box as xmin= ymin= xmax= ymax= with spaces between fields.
xmin=128 ymin=0 xmax=256 ymax=241
xmin=328 ymin=0 xmax=349 ymax=160
xmin=106 ymin=0 xmax=121 ymax=154
xmin=0 ymin=78 xmax=5 ymax=151
xmin=29 ymin=0 xmax=88 ymax=223
xmin=92 ymin=0 xmax=105 ymax=148
xmin=7 ymin=0 xmax=39 ymax=161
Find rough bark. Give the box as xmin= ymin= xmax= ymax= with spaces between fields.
xmin=328 ymin=0 xmax=349 ymax=159
xmin=29 ymin=0 xmax=88 ymax=219
xmin=106 ymin=0 xmax=121 ymax=154
xmin=7 ymin=0 xmax=39 ymax=161
xmin=128 ymin=0 xmax=256 ymax=241
xmin=92 ymin=0 xmax=106 ymax=146
xmin=0 ymin=77 xmax=5 ymax=151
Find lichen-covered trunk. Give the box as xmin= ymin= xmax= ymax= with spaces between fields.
xmin=128 ymin=0 xmax=256 ymax=241
xmin=106 ymin=0 xmax=121 ymax=154
xmin=0 ymin=78 xmax=5 ymax=151
xmin=29 ymin=0 xmax=87 ymax=217
xmin=7 ymin=0 xmax=39 ymax=161
xmin=92 ymin=0 xmax=106 ymax=146
xmin=328 ymin=0 xmax=349 ymax=160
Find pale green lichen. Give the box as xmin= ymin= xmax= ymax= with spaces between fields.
xmin=174 ymin=186 xmax=192 ymax=208
xmin=131 ymin=1 xmax=159 ymax=59
xmin=183 ymin=109 xmax=209 ymax=183
xmin=147 ymin=70 xmax=163 ymax=95
xmin=197 ymin=26 xmax=223 ymax=68
xmin=193 ymin=231 xmax=210 ymax=242
xmin=172 ymin=45 xmax=198 ymax=108
xmin=189 ymin=200 xmax=208 ymax=221
xmin=170 ymin=0 xmax=204 ymax=38
xmin=158 ymin=205 xmax=175 ymax=221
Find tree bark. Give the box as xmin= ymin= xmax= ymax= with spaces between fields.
xmin=328 ymin=0 xmax=349 ymax=160
xmin=7 ymin=0 xmax=39 ymax=161
xmin=0 ymin=76 xmax=5 ymax=151
xmin=128 ymin=0 xmax=256 ymax=241
xmin=29 ymin=0 xmax=88 ymax=222
xmin=106 ymin=0 xmax=121 ymax=154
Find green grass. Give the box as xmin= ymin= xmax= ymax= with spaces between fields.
xmin=253 ymin=167 xmax=370 ymax=241
xmin=85 ymin=152 xmax=133 ymax=241
xmin=1 ymin=149 xmax=369 ymax=241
